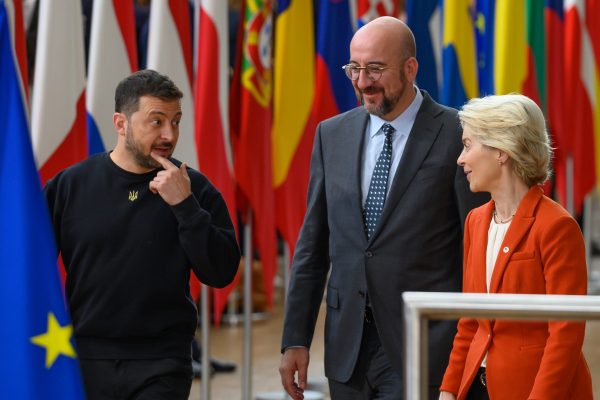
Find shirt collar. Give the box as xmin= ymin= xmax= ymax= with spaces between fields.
xmin=368 ymin=86 xmax=423 ymax=138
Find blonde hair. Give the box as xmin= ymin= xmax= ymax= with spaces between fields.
xmin=458 ymin=94 xmax=552 ymax=187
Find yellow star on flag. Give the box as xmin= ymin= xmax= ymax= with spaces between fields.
xmin=30 ymin=312 xmax=77 ymax=369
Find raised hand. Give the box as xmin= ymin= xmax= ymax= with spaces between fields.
xmin=148 ymin=152 xmax=192 ymax=205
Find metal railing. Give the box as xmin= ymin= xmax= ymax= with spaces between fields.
xmin=402 ymin=292 xmax=600 ymax=399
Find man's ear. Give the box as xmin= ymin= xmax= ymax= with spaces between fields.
xmin=405 ymin=57 xmax=418 ymax=82
xmin=113 ymin=112 xmax=127 ymax=137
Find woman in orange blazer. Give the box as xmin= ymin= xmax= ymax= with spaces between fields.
xmin=439 ymin=94 xmax=593 ymax=400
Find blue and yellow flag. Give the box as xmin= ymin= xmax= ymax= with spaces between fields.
xmin=441 ymin=0 xmax=479 ymax=108
xmin=0 ymin=1 xmax=85 ymax=397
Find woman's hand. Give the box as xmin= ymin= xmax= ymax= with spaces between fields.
xmin=439 ymin=391 xmax=456 ymax=400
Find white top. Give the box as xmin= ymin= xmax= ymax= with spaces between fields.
xmin=486 ymin=217 xmax=512 ymax=291
xmin=482 ymin=216 xmax=511 ymax=367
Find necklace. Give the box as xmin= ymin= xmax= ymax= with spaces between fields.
xmin=493 ymin=209 xmax=514 ymax=224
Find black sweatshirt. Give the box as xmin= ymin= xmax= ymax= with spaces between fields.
xmin=44 ymin=152 xmax=240 ymax=359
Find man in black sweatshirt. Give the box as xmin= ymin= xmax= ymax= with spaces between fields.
xmin=44 ymin=69 xmax=240 ymax=399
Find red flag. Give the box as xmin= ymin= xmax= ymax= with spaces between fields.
xmin=231 ymin=0 xmax=278 ymax=308
xmin=10 ymin=0 xmax=28 ymax=99
xmin=564 ymin=0 xmax=596 ymax=214
xmin=195 ymin=0 xmax=239 ymax=325
xmin=32 ymin=0 xmax=87 ymax=183
xmin=545 ymin=1 xmax=568 ymax=204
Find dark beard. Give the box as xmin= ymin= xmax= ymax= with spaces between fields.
xmin=357 ymin=87 xmax=401 ymax=117
xmin=124 ymin=125 xmax=170 ymax=170
xmin=356 ymin=69 xmax=408 ymax=117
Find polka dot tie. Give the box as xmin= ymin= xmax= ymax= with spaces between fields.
xmin=363 ymin=123 xmax=395 ymax=240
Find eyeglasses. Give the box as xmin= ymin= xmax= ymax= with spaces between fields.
xmin=341 ymin=64 xmax=394 ymax=81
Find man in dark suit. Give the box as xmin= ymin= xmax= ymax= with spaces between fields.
xmin=279 ymin=17 xmax=486 ymax=400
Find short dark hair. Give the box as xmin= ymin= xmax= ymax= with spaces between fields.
xmin=115 ymin=69 xmax=183 ymax=116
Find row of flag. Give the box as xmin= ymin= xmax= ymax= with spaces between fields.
xmin=2 ymin=0 xmax=598 ymax=395
xmin=406 ymin=0 xmax=600 ymax=215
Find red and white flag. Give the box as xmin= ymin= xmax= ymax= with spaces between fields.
xmin=564 ymin=0 xmax=598 ymax=214
xmin=31 ymin=0 xmax=87 ymax=182
xmin=195 ymin=0 xmax=238 ymax=324
xmin=357 ymin=0 xmax=398 ymax=27
xmin=147 ymin=0 xmax=199 ymax=169
xmin=87 ymin=0 xmax=138 ymax=154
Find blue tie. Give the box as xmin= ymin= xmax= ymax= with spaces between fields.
xmin=363 ymin=123 xmax=395 ymax=240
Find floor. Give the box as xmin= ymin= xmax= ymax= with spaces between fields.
xmin=190 ymin=258 xmax=600 ymax=400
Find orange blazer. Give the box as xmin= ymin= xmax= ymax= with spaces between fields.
xmin=440 ymin=186 xmax=593 ymax=400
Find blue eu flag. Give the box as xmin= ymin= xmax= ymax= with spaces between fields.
xmin=0 ymin=2 xmax=86 ymax=398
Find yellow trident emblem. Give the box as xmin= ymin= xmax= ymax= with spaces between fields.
xmin=128 ymin=190 xmax=138 ymax=202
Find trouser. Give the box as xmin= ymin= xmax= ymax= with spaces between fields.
xmin=79 ymin=357 xmax=193 ymax=400
xmin=328 ymin=307 xmax=403 ymax=400
xmin=466 ymin=368 xmax=489 ymax=400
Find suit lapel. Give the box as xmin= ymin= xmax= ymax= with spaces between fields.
xmin=340 ymin=109 xmax=370 ymax=239
xmin=488 ymin=187 xmax=543 ymax=293
xmin=472 ymin=203 xmax=494 ymax=294
xmin=369 ymin=92 xmax=443 ymax=242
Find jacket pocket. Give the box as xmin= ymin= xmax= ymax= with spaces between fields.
xmin=510 ymin=250 xmax=535 ymax=261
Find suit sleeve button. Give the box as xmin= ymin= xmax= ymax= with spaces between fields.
xmin=365 ymin=251 xmax=373 ymax=258
xmin=358 ymin=290 xmax=365 ymax=298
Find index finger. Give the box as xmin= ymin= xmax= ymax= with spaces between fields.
xmin=150 ymin=151 xmax=177 ymax=170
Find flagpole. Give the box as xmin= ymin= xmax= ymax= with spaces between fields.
xmin=200 ymin=284 xmax=211 ymax=399
xmin=584 ymin=192 xmax=593 ymax=272
xmin=283 ymin=243 xmax=290 ymax=309
xmin=567 ymin=155 xmax=574 ymax=215
xmin=242 ymin=210 xmax=253 ymax=400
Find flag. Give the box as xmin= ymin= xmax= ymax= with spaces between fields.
xmin=474 ymin=0 xmax=495 ymax=96
xmin=147 ymin=0 xmax=202 ymax=298
xmin=406 ymin=0 xmax=442 ymax=101
xmin=232 ymin=0 xmax=278 ymax=307
xmin=564 ymin=0 xmax=597 ymax=213
xmin=585 ymin=0 xmax=600 ymax=193
xmin=545 ymin=0 xmax=568 ymax=203
xmin=147 ymin=0 xmax=199 ymax=169
xmin=494 ymin=0 xmax=527 ymax=94
xmin=87 ymin=0 xmax=138 ymax=155
xmin=31 ymin=0 xmax=87 ymax=183
xmin=195 ymin=0 xmax=238 ymax=324
xmin=357 ymin=0 xmax=399 ymax=26
xmin=441 ymin=0 xmax=479 ymax=108
xmin=523 ymin=0 xmax=547 ymax=109
xmin=272 ymin=0 xmax=315 ymax=256
xmin=494 ymin=0 xmax=547 ymax=112
xmin=0 ymin=1 xmax=85 ymax=397
xmin=314 ymin=0 xmax=356 ymax=121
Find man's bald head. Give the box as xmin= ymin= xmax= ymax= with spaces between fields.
xmin=348 ymin=16 xmax=419 ymax=120
xmin=352 ymin=16 xmax=416 ymax=61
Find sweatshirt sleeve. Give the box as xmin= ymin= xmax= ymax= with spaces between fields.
xmin=170 ymin=183 xmax=240 ymax=289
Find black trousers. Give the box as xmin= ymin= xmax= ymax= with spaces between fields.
xmin=79 ymin=358 xmax=193 ymax=400
xmin=466 ymin=368 xmax=489 ymax=400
